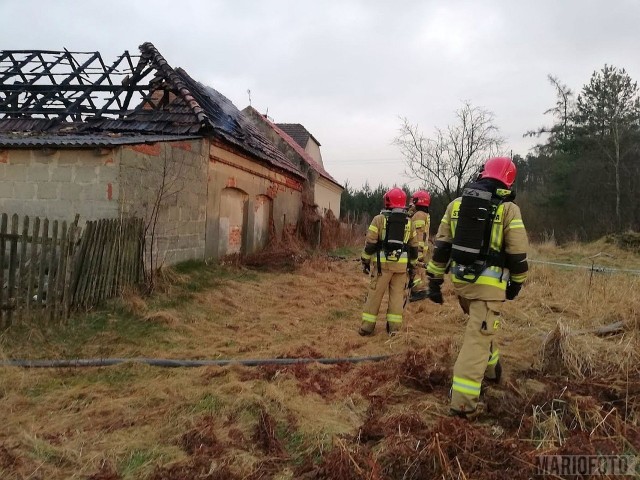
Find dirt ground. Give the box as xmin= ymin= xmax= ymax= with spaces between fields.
xmin=0 ymin=240 xmax=639 ymax=479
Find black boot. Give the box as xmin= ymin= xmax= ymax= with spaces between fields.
xmin=484 ymin=360 xmax=502 ymax=384
xmin=409 ymin=290 xmax=429 ymax=302
xmin=386 ymin=322 xmax=401 ymax=336
xmin=449 ymin=402 xmax=485 ymax=420
xmin=359 ymin=323 xmax=375 ymax=336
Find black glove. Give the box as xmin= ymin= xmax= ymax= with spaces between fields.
xmin=427 ymin=278 xmax=444 ymax=304
xmin=408 ymin=265 xmax=415 ymax=277
xmin=361 ymin=259 xmax=371 ymax=274
xmin=506 ymin=281 xmax=522 ymax=300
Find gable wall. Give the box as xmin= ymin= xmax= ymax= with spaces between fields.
xmin=304 ymin=138 xmax=324 ymax=167
xmin=314 ymin=176 xmax=343 ymax=218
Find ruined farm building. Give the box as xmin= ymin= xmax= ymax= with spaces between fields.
xmin=0 ymin=43 xmax=305 ymax=264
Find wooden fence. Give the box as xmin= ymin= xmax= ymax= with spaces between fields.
xmin=0 ymin=214 xmax=143 ymax=326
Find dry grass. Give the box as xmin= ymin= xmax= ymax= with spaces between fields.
xmin=0 ymin=239 xmax=639 ymax=478
xmin=539 ymin=321 xmax=597 ymax=378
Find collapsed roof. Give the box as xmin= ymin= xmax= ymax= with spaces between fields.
xmin=0 ymin=43 xmax=302 ymax=178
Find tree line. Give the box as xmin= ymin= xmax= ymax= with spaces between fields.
xmin=340 ymin=64 xmax=640 ymax=241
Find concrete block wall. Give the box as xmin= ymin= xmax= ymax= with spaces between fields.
xmin=0 ymin=148 xmax=119 ymax=222
xmin=0 ymin=137 xmax=301 ymax=267
xmin=118 ymin=139 xmax=208 ymax=266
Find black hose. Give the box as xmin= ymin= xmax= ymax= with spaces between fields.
xmin=0 ymin=354 xmax=393 ymax=369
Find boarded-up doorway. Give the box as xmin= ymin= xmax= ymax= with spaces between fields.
xmin=218 ymin=187 xmax=248 ymax=257
xmin=253 ymin=195 xmax=272 ymax=252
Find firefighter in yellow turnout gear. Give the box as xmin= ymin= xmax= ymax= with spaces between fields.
xmin=426 ymin=157 xmax=529 ymax=417
xmin=360 ymin=188 xmax=419 ymax=336
xmin=408 ymin=190 xmax=431 ymax=302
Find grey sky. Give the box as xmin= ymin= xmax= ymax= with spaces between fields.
xmin=2 ymin=0 xmax=639 ymax=188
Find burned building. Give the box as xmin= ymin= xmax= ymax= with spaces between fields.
xmin=0 ymin=43 xmax=305 ymax=264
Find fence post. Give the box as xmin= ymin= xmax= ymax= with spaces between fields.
xmin=53 ymin=221 xmax=67 ymax=322
xmin=36 ymin=219 xmax=49 ymax=320
xmin=27 ymin=217 xmax=40 ymax=319
xmin=0 ymin=213 xmax=7 ymax=327
xmin=63 ymin=222 xmax=78 ymax=319
xmin=7 ymin=214 xmax=19 ymax=325
xmin=72 ymin=221 xmax=95 ymax=307
xmin=87 ymin=220 xmax=106 ymax=306
xmin=98 ymin=219 xmax=114 ymax=303
xmin=45 ymin=220 xmax=59 ymax=323
xmin=17 ymin=215 xmax=29 ymax=324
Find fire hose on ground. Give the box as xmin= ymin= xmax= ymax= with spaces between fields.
xmin=3 ymin=258 xmax=637 ymax=369
xmin=0 ymin=355 xmax=393 ymax=369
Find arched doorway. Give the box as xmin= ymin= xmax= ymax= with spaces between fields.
xmin=218 ymin=187 xmax=248 ymax=257
xmin=253 ymin=195 xmax=272 ymax=252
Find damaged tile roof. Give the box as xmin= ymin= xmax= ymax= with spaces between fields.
xmin=0 ymin=134 xmax=202 ymax=148
xmin=0 ymin=43 xmax=303 ymax=179
xmin=176 ymin=70 xmax=302 ymax=177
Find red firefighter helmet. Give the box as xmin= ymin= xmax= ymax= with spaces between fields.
xmin=411 ymin=190 xmax=431 ymax=207
xmin=480 ymin=157 xmax=517 ymax=188
xmin=383 ymin=187 xmax=407 ymax=209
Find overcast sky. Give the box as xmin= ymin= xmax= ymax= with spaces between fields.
xmin=2 ymin=0 xmax=639 ymax=188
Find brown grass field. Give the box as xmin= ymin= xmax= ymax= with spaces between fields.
xmin=0 ymin=237 xmax=639 ymax=479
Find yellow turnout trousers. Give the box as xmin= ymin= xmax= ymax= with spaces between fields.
xmin=450 ymin=298 xmax=501 ymax=413
xmin=360 ymin=270 xmax=407 ymax=334
xmin=411 ymin=261 xmax=427 ymax=293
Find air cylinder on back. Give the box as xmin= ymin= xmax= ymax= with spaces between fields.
xmin=451 ymin=188 xmax=493 ymax=266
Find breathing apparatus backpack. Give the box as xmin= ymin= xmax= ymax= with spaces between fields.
xmin=450 ymin=186 xmax=509 ymax=283
xmin=380 ymin=208 xmax=409 ymax=262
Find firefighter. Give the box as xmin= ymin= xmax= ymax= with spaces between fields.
xmin=408 ymin=190 xmax=431 ymax=302
xmin=359 ymin=188 xmax=419 ymax=336
xmin=426 ymin=157 xmax=529 ymax=418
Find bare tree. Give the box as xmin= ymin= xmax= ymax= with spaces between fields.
xmin=525 ymin=74 xmax=575 ymax=152
xmin=121 ymin=145 xmax=187 ymax=292
xmin=144 ymin=150 xmax=179 ymax=286
xmin=394 ymin=101 xmax=504 ymax=201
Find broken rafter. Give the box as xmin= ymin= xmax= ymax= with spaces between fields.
xmin=24 ymin=52 xmax=101 ymax=120
xmin=96 ymin=57 xmax=155 ymax=116
xmin=63 ymin=49 xmax=99 ymax=115
xmin=0 ymin=84 xmax=152 ymax=92
xmin=60 ymin=53 xmax=134 ymax=121
xmin=96 ymin=53 xmax=120 ymax=110
xmin=0 ymin=52 xmax=39 ymax=84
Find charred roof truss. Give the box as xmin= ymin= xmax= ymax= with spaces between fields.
xmin=0 ymin=49 xmax=160 ymax=121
